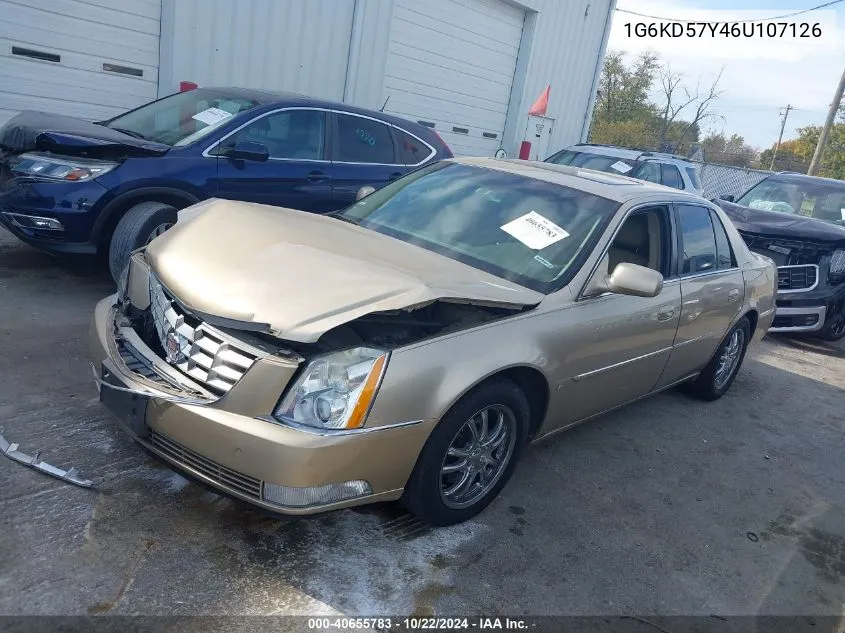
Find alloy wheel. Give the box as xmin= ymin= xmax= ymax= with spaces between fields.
xmin=439 ymin=404 xmax=517 ymax=510
xmin=714 ymin=328 xmax=745 ymax=390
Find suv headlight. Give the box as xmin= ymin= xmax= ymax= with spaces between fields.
xmin=274 ymin=347 xmax=388 ymax=430
xmin=10 ymin=152 xmax=118 ymax=182
xmin=830 ymin=249 xmax=845 ymax=283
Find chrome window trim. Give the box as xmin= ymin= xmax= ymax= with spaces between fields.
xmin=776 ymin=264 xmax=820 ymax=293
xmin=202 ymin=106 xmax=436 ymax=167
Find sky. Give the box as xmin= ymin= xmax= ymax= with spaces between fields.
xmin=607 ymin=0 xmax=845 ymax=149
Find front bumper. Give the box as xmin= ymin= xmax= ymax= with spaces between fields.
xmin=89 ymin=296 xmax=435 ymax=515
xmin=0 ymin=178 xmax=109 ymax=254
xmin=769 ymin=282 xmax=845 ymax=334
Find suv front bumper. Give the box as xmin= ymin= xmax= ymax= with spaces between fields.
xmin=89 ymin=296 xmax=434 ymax=515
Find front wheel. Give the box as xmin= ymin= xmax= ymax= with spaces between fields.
xmin=683 ymin=316 xmax=751 ymax=401
xmin=403 ymin=379 xmax=529 ymax=526
xmin=816 ymin=312 xmax=845 ymax=342
xmin=108 ymin=201 xmax=177 ymax=283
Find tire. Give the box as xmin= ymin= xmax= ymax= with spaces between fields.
xmin=108 ymin=201 xmax=178 ymax=283
xmin=683 ymin=316 xmax=752 ymax=401
xmin=403 ymin=379 xmax=529 ymax=526
xmin=816 ymin=312 xmax=845 ymax=342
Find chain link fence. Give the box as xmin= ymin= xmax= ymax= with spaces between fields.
xmin=691 ymin=161 xmax=772 ymax=199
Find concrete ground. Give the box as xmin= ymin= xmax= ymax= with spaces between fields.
xmin=1 ymin=225 xmax=845 ymax=621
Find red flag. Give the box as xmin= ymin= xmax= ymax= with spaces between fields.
xmin=528 ymin=85 xmax=550 ymax=116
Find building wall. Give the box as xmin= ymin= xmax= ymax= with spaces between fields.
xmin=160 ymin=0 xmax=615 ymax=157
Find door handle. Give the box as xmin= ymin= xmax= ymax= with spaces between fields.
xmin=728 ymin=288 xmax=740 ymax=302
xmin=306 ymin=171 xmax=331 ymax=183
xmin=656 ymin=305 xmax=676 ymax=322
xmin=389 ymin=171 xmax=403 ymax=181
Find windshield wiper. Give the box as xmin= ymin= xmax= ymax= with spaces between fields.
xmin=109 ymin=127 xmax=148 ymax=141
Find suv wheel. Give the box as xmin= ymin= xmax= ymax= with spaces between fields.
xmin=817 ymin=313 xmax=845 ymax=342
xmin=403 ymin=379 xmax=529 ymax=526
xmin=108 ymin=201 xmax=177 ymax=283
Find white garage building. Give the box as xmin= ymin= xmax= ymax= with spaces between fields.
xmin=0 ymin=0 xmax=615 ymax=159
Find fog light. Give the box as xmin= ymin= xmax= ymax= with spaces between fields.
xmin=799 ymin=315 xmax=819 ymax=326
xmin=3 ymin=212 xmax=64 ymax=231
xmin=262 ymin=480 xmax=372 ymax=508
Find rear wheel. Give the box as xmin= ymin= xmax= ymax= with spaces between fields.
xmin=108 ymin=201 xmax=177 ymax=283
xmin=403 ymin=379 xmax=529 ymax=526
xmin=683 ymin=316 xmax=751 ymax=401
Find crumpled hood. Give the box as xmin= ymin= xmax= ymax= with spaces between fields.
xmin=715 ymin=199 xmax=845 ymax=245
xmin=145 ymin=199 xmax=544 ymax=342
xmin=0 ymin=111 xmax=169 ymax=158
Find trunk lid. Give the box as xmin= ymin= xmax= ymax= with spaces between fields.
xmin=144 ymin=199 xmax=544 ymax=343
xmin=0 ymin=111 xmax=169 ymax=159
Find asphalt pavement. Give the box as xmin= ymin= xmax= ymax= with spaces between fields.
xmin=1 ymin=226 xmax=844 ymax=622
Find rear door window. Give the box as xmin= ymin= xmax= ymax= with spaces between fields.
xmin=336 ymin=113 xmax=395 ymax=164
xmin=633 ymin=161 xmax=662 ymax=184
xmin=709 ymin=210 xmax=736 ymax=269
xmin=661 ymin=164 xmax=684 ymax=189
xmin=676 ymin=204 xmax=718 ymax=274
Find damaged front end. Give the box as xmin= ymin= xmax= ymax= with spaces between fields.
xmin=741 ymin=233 xmax=845 ymax=337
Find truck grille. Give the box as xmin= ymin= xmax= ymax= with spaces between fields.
xmin=149 ymin=430 xmax=262 ymax=500
xmin=149 ymin=274 xmax=258 ymax=395
xmin=777 ymin=265 xmax=818 ymax=292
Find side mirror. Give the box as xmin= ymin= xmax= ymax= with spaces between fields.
xmin=356 ymin=185 xmax=376 ymax=201
xmin=228 ymin=141 xmax=269 ymax=162
xmin=719 ymin=194 xmax=735 ymax=202
xmin=585 ymin=262 xmax=663 ymax=298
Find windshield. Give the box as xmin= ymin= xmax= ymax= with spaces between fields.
xmin=103 ymin=89 xmax=262 ymax=146
xmin=546 ymin=149 xmax=638 ymax=176
xmin=339 ymin=162 xmax=620 ymax=293
xmin=736 ymin=177 xmax=845 ymax=226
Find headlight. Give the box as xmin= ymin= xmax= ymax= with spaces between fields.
xmin=830 ymin=249 xmax=845 ymax=283
xmin=274 ymin=347 xmax=388 ymax=430
xmin=10 ymin=152 xmax=118 ymax=182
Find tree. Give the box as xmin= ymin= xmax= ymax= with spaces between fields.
xmin=700 ymin=132 xmax=757 ymax=167
xmin=656 ymin=66 xmax=724 ymax=150
xmin=759 ymin=124 xmax=845 ymax=179
xmin=587 ymin=50 xmax=724 ymax=155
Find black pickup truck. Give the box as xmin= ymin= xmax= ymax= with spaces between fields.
xmin=714 ymin=172 xmax=845 ymax=341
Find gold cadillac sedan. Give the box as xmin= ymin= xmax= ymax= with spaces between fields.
xmin=90 ymin=158 xmax=776 ymax=525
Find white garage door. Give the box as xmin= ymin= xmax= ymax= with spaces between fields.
xmin=383 ymin=0 xmax=524 ymax=156
xmin=0 ymin=0 xmax=161 ymax=127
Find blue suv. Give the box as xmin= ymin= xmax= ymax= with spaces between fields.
xmin=0 ymin=87 xmax=451 ymax=280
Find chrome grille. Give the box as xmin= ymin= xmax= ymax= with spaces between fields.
xmin=149 ymin=430 xmax=262 ymax=499
xmin=149 ymin=274 xmax=258 ymax=395
xmin=777 ymin=265 xmax=818 ymax=292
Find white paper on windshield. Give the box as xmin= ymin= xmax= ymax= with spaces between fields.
xmin=610 ymin=160 xmax=633 ymax=174
xmin=501 ymin=211 xmax=569 ymax=250
xmin=841 ymin=207 xmax=845 ymax=221
xmin=192 ymin=107 xmax=233 ymax=126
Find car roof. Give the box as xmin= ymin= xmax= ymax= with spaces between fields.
xmin=201 ymin=86 xmax=438 ymax=138
xmin=451 ymin=157 xmax=706 ymax=203
xmin=563 ymin=143 xmax=693 ymax=165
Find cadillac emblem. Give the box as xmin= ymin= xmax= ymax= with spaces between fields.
xmin=165 ymin=330 xmax=185 ymax=364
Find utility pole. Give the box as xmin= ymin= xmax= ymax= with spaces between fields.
xmin=769 ymin=104 xmax=793 ymax=171
xmin=808 ymin=65 xmax=845 ymax=176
